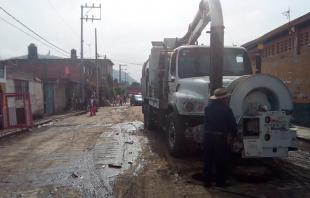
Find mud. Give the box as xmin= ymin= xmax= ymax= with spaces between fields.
xmin=0 ymin=104 xmax=310 ymax=198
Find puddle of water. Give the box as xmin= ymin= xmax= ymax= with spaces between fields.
xmin=3 ymin=121 xmax=147 ymax=197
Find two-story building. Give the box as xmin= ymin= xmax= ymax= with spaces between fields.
xmin=2 ymin=43 xmax=114 ymax=115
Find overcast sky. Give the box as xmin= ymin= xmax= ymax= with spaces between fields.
xmin=0 ymin=0 xmax=309 ymax=82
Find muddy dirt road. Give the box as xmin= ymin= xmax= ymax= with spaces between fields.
xmin=0 ymin=104 xmax=309 ymax=198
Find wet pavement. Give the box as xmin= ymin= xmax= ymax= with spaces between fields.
xmin=0 ymin=105 xmax=310 ymax=198
xmin=0 ymin=105 xmax=147 ymax=197
xmin=295 ymin=125 xmax=310 ymax=142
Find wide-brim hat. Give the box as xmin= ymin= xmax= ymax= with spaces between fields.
xmin=210 ymin=88 xmax=232 ymax=99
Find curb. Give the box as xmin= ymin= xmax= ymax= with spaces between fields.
xmin=34 ymin=111 xmax=86 ymax=127
xmin=296 ymin=136 xmax=310 ymax=142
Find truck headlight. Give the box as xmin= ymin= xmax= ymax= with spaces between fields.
xmin=184 ymin=103 xmax=194 ymax=112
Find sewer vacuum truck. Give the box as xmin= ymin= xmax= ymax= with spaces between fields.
xmin=140 ymin=0 xmax=298 ymax=158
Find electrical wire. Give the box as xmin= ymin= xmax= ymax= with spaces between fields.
xmin=106 ymin=57 xmax=144 ymax=65
xmin=47 ymin=0 xmax=80 ymax=39
xmin=47 ymin=0 xmax=93 ymax=54
xmin=0 ymin=6 xmax=70 ymax=55
xmin=0 ymin=16 xmax=69 ymax=58
xmin=92 ymin=55 xmax=144 ymax=66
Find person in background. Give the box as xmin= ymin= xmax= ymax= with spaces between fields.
xmin=67 ymin=95 xmax=73 ymax=111
xmin=76 ymin=97 xmax=82 ymax=111
xmin=83 ymin=97 xmax=88 ymax=113
xmin=119 ymin=95 xmax=123 ymax=106
xmin=89 ymin=95 xmax=96 ymax=116
xmin=94 ymin=95 xmax=99 ymax=112
xmin=123 ymin=94 xmax=127 ymax=104
xmin=203 ymin=87 xmax=237 ymax=188
xmin=113 ymin=96 xmax=117 ymax=106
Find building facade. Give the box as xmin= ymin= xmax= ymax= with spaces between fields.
xmin=2 ymin=44 xmax=114 ymax=114
xmin=5 ymin=66 xmax=44 ymax=118
xmin=242 ymin=12 xmax=310 ymax=127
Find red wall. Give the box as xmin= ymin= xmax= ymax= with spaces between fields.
xmin=16 ymin=59 xmax=81 ymax=82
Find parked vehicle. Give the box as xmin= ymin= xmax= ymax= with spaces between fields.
xmin=130 ymin=94 xmax=143 ymax=106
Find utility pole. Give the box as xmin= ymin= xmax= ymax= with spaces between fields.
xmin=119 ymin=64 xmax=127 ymax=86
xmin=127 ymin=72 xmax=130 ymax=86
xmin=95 ymin=28 xmax=99 ymax=103
xmin=125 ymin=73 xmax=127 ymax=86
xmin=80 ymin=3 xmax=101 ymax=100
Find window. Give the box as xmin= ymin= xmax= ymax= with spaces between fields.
xmin=177 ymin=47 xmax=251 ymax=78
xmin=170 ymin=51 xmax=177 ymax=77
xmin=0 ymin=65 xmax=4 ymax=78
xmin=14 ymin=80 xmax=29 ymax=99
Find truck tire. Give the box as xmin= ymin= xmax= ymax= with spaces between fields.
xmin=144 ymin=104 xmax=156 ymax=130
xmin=166 ymin=112 xmax=186 ymax=157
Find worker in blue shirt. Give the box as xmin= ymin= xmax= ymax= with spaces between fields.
xmin=203 ymin=87 xmax=237 ymax=188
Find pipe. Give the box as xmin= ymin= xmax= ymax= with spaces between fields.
xmin=178 ymin=0 xmax=211 ymax=46
xmin=208 ymin=0 xmax=225 ymax=96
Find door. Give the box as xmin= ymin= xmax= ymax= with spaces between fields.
xmin=44 ymin=83 xmax=54 ymax=114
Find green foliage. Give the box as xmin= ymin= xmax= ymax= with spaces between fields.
xmin=131 ymin=82 xmax=141 ymax=87
xmin=110 ymin=89 xmax=116 ymax=97
xmin=114 ymin=86 xmax=128 ymax=95
xmin=107 ymin=73 xmax=113 ymax=86
xmin=114 ymin=86 xmax=123 ymax=95
xmin=113 ymin=78 xmax=119 ymax=86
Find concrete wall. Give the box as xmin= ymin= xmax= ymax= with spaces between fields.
xmin=29 ymin=81 xmax=44 ymax=116
xmin=6 ymin=79 xmax=44 ymax=117
xmin=6 ymin=67 xmax=44 ymax=118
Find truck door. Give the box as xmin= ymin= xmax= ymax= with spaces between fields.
xmin=168 ymin=50 xmax=177 ymax=100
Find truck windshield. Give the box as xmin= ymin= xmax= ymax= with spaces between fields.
xmin=178 ymin=47 xmax=252 ymax=78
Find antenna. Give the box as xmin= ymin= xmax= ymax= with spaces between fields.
xmin=282 ymin=8 xmax=291 ymax=32
xmin=282 ymin=8 xmax=290 ymax=21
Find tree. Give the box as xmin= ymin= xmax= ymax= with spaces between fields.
xmin=107 ymin=73 xmax=113 ymax=87
xmin=113 ymin=78 xmax=119 ymax=87
xmin=131 ymin=82 xmax=140 ymax=87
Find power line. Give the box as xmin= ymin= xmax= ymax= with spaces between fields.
xmin=91 ymin=55 xmax=144 ymax=66
xmin=108 ymin=57 xmax=144 ymax=65
xmin=47 ymin=0 xmax=80 ymax=39
xmin=0 ymin=16 xmax=69 ymax=57
xmin=0 ymin=6 xmax=70 ymax=55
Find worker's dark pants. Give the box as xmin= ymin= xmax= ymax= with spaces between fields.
xmin=203 ymin=133 xmax=228 ymax=185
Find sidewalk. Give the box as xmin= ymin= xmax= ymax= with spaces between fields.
xmin=0 ymin=111 xmax=86 ymax=138
xmin=295 ymin=125 xmax=310 ymax=142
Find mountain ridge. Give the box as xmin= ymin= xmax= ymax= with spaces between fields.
xmin=112 ymin=69 xmax=139 ymax=84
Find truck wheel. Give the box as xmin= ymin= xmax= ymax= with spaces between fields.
xmin=166 ymin=112 xmax=186 ymax=157
xmin=144 ymin=104 xmax=156 ymax=130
